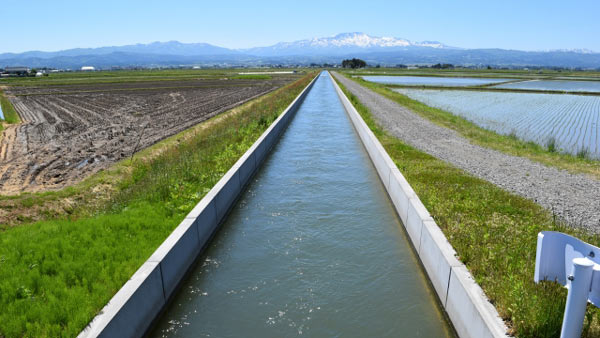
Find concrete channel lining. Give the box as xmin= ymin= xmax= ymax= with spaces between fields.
xmin=78 ymin=74 xmax=318 ymax=338
xmin=329 ymin=72 xmax=509 ymax=338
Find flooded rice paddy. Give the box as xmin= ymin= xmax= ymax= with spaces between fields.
xmin=494 ymin=79 xmax=600 ymax=92
xmin=395 ymin=88 xmax=600 ymax=158
xmin=362 ymin=75 xmax=510 ymax=87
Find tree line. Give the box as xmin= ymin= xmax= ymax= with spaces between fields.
xmin=341 ymin=58 xmax=367 ymax=69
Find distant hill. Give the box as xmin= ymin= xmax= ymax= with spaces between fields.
xmin=1 ymin=33 xmax=599 ymax=69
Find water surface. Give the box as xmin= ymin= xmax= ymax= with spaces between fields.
xmin=396 ymin=88 xmax=600 ymax=158
xmin=152 ymin=73 xmax=453 ymax=337
xmin=363 ymin=75 xmax=510 ymax=87
xmin=494 ymin=79 xmax=600 ymax=92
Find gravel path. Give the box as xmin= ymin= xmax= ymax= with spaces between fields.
xmin=333 ymin=72 xmax=600 ymax=231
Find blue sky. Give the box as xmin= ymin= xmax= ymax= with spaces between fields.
xmin=2 ymin=0 xmax=599 ymax=53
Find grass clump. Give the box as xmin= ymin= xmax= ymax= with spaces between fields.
xmin=546 ymin=137 xmax=557 ymax=153
xmin=578 ymin=147 xmax=590 ymax=159
xmin=334 ymin=76 xmax=600 ymax=337
xmin=345 ymin=74 xmax=600 ymax=179
xmin=0 ymin=72 xmax=316 ymax=337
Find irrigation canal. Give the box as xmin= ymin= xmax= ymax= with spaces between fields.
xmin=151 ymin=72 xmax=454 ymax=337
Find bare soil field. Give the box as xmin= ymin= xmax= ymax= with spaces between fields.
xmin=0 ymin=76 xmax=296 ymax=195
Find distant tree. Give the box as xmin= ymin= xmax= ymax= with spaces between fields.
xmin=341 ymin=58 xmax=367 ymax=69
xmin=396 ymin=64 xmax=407 ymax=69
xmin=432 ymin=63 xmax=454 ymax=69
xmin=487 ymin=65 xmax=492 ymax=70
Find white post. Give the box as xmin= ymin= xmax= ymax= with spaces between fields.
xmin=561 ymin=257 xmax=594 ymax=338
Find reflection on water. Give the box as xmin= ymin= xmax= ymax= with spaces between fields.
xmin=495 ymin=79 xmax=600 ymax=92
xmin=363 ymin=75 xmax=510 ymax=87
xmin=152 ymin=72 xmax=454 ymax=337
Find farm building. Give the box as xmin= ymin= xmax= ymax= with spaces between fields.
xmin=81 ymin=66 xmax=95 ymax=71
xmin=3 ymin=66 xmax=30 ymax=76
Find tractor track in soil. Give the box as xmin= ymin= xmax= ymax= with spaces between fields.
xmin=0 ymin=76 xmax=296 ymax=195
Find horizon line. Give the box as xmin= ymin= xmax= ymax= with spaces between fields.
xmin=1 ymin=32 xmax=598 ymax=55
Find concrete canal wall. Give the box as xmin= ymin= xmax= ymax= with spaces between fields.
xmin=80 ymin=71 xmax=507 ymax=338
xmin=78 ymin=75 xmax=318 ymax=338
xmin=329 ymin=72 xmax=508 ymax=338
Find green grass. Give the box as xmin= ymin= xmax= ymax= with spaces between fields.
xmin=334 ymin=77 xmax=600 ymax=337
xmin=1 ymin=68 xmax=301 ymax=87
xmin=0 ymin=72 xmax=316 ymax=337
xmin=232 ymin=74 xmax=272 ymax=80
xmin=344 ymin=74 xmax=600 ymax=180
xmin=0 ymin=91 xmax=21 ymax=124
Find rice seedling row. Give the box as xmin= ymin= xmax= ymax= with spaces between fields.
xmin=394 ymin=89 xmax=600 ymax=158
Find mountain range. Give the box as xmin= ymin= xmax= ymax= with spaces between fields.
xmin=1 ymin=32 xmax=599 ymax=69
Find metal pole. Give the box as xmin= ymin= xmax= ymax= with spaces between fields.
xmin=561 ymin=257 xmax=594 ymax=338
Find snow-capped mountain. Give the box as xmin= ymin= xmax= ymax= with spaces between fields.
xmin=274 ymin=32 xmax=412 ymax=48
xmin=242 ymin=32 xmax=453 ymax=56
xmin=1 ymin=32 xmax=598 ymax=68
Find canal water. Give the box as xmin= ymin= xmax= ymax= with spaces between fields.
xmin=151 ymin=72 xmax=454 ymax=337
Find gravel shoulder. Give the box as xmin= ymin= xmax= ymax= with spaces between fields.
xmin=333 ymin=72 xmax=600 ymax=231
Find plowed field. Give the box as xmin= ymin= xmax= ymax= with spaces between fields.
xmin=0 ymin=76 xmax=295 ymax=194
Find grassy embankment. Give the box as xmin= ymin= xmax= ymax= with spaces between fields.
xmin=344 ymin=67 xmax=600 ymax=80
xmin=345 ymin=75 xmax=600 ymax=179
xmin=334 ymin=77 xmax=600 ymax=337
xmin=0 ymin=90 xmax=21 ymax=132
xmin=0 ymin=70 xmax=306 ymax=226
xmin=0 ymin=72 xmax=316 ymax=337
xmin=381 ymin=83 xmax=600 ymax=97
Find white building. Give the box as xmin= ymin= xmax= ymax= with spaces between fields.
xmin=81 ymin=66 xmax=95 ymax=71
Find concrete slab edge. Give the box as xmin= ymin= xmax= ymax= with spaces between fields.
xmin=328 ymin=71 xmax=508 ymax=338
xmin=78 ymin=74 xmax=319 ymax=338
